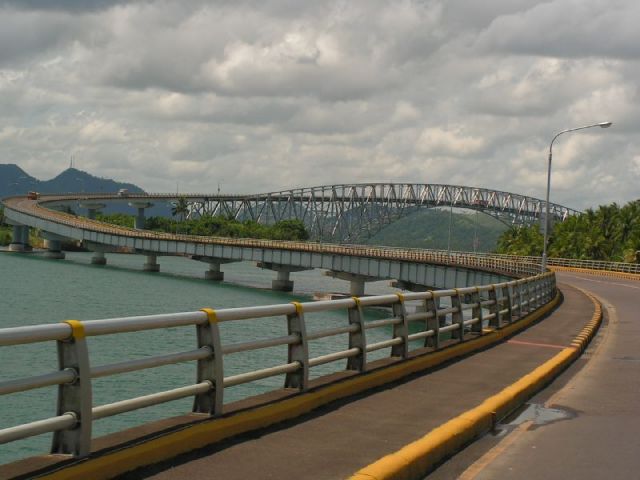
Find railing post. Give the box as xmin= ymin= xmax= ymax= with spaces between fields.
xmin=470 ymin=287 xmax=484 ymax=334
xmin=391 ymin=293 xmax=409 ymax=359
xmin=512 ymin=281 xmax=522 ymax=320
xmin=193 ymin=308 xmax=223 ymax=415
xmin=525 ymin=279 xmax=534 ymax=313
xmin=285 ymin=302 xmax=309 ymax=390
xmin=451 ymin=290 xmax=465 ymax=341
xmin=503 ymin=284 xmax=514 ymax=324
xmin=347 ymin=297 xmax=367 ymax=371
xmin=487 ymin=285 xmax=500 ymax=328
xmin=425 ymin=293 xmax=440 ymax=349
xmin=52 ymin=320 xmax=92 ymax=458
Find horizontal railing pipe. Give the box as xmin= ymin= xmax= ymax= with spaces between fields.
xmin=306 ymin=325 xmax=358 ymax=341
xmin=0 ymin=369 xmax=76 ymax=396
xmin=0 ymin=414 xmax=77 ymax=445
xmin=0 ymin=235 xmax=559 ymax=461
xmin=92 ymin=382 xmax=212 ymax=420
xmin=222 ymin=335 xmax=299 ymax=355
xmin=223 ymin=362 xmax=300 ymax=388
xmin=91 ymin=348 xmax=211 ymax=379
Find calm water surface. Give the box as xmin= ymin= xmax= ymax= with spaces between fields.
xmin=0 ymin=250 xmax=407 ymax=464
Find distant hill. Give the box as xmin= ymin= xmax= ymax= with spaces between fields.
xmin=0 ymin=164 xmax=176 ymax=217
xmin=0 ymin=164 xmax=144 ymax=198
xmin=365 ymin=208 xmax=508 ymax=253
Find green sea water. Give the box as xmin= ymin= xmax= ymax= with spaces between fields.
xmin=0 ymin=251 xmax=404 ymax=464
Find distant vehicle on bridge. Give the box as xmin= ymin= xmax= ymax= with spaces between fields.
xmin=27 ymin=191 xmax=39 ymax=200
xmin=117 ymin=189 xmax=129 ymax=197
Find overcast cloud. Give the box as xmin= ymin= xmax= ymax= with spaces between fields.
xmin=0 ymin=0 xmax=638 ymax=209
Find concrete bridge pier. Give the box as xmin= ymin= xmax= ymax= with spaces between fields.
xmin=274 ymin=270 xmax=294 ymax=292
xmin=91 ymin=251 xmax=107 ymax=265
xmin=129 ymin=202 xmax=154 ymax=229
xmin=79 ymin=203 xmax=106 ymax=220
xmin=191 ymin=256 xmax=239 ymax=281
xmin=44 ymin=240 xmax=65 ymax=259
xmin=144 ymin=255 xmax=160 ymax=272
xmin=258 ymin=262 xmax=310 ymax=292
xmin=8 ymin=224 xmax=30 ymax=252
xmin=325 ymin=271 xmax=381 ymax=297
xmin=205 ymin=263 xmax=224 ymax=281
xmin=42 ymin=233 xmax=69 ymax=259
xmin=43 ymin=239 xmax=64 ymax=260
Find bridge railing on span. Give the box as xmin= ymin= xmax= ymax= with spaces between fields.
xmin=0 ymin=272 xmax=555 ymax=458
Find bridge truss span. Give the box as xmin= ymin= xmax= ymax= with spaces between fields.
xmin=186 ymin=183 xmax=579 ymax=242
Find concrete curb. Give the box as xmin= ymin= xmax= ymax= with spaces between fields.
xmin=549 ymin=265 xmax=640 ymax=281
xmin=32 ymin=294 xmax=562 ymax=480
xmin=348 ymin=292 xmax=602 ymax=480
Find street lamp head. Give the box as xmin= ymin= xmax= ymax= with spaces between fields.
xmin=598 ymin=122 xmax=612 ymax=128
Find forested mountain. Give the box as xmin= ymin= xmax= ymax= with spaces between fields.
xmin=0 ymin=164 xmax=143 ymax=198
xmin=366 ymin=208 xmax=508 ymax=252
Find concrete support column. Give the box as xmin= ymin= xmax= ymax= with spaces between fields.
xmin=91 ymin=251 xmax=107 ymax=265
xmin=44 ymin=239 xmax=65 ymax=259
xmin=273 ymin=269 xmax=294 ymax=292
xmin=257 ymin=262 xmax=310 ymax=292
xmin=128 ymin=202 xmax=153 ymax=230
xmin=144 ymin=255 xmax=160 ymax=272
xmin=135 ymin=208 xmax=146 ymax=230
xmin=8 ymin=225 xmax=26 ymax=252
xmin=350 ymin=277 xmax=365 ymax=297
xmin=204 ymin=263 xmax=224 ymax=281
xmin=324 ymin=271 xmax=381 ymax=297
xmin=20 ymin=225 xmax=30 ymax=248
xmin=80 ymin=203 xmax=106 ymax=220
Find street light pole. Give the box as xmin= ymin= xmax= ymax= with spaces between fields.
xmin=541 ymin=121 xmax=612 ymax=273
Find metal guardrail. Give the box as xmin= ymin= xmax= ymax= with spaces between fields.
xmin=434 ymin=251 xmax=640 ymax=274
xmin=338 ymin=243 xmax=639 ymax=275
xmin=0 ymin=272 xmax=555 ymax=458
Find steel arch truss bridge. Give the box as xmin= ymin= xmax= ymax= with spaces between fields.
xmin=186 ymin=183 xmax=579 ymax=243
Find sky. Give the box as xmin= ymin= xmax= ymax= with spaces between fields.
xmin=0 ymin=0 xmax=638 ymax=209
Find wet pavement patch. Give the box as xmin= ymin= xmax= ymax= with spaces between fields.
xmin=505 ymin=403 xmax=578 ymax=430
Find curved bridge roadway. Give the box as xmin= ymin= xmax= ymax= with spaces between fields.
xmin=98 ymin=273 xmax=635 ymax=480
xmin=435 ymin=270 xmax=640 ymax=480
xmin=91 ymin=274 xmax=608 ymax=479
xmin=2 ymin=194 xmax=539 ymax=293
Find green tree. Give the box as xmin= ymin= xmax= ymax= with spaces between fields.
xmin=497 ymin=199 xmax=640 ymax=263
xmin=96 ymin=213 xmax=135 ymax=228
xmin=171 ymin=197 xmax=189 ymax=221
xmin=496 ymin=225 xmax=543 ymax=256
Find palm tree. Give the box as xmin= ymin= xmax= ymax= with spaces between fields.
xmin=171 ymin=197 xmax=189 ymax=233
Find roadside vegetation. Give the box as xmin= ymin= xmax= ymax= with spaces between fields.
xmin=0 ymin=207 xmax=10 ymax=245
xmin=497 ymin=200 xmax=640 ymax=263
xmin=96 ymin=212 xmax=310 ymax=241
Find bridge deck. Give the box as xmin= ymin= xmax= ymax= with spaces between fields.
xmin=119 ymin=284 xmax=594 ymax=480
xmin=431 ymin=272 xmax=640 ymax=480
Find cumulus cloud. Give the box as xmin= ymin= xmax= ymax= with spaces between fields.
xmin=0 ymin=0 xmax=637 ymax=209
xmin=416 ymin=127 xmax=486 ymax=157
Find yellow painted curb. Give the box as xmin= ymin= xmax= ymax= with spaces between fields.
xmin=549 ymin=265 xmax=640 ymax=281
xmin=36 ymin=294 xmax=561 ymax=480
xmin=348 ymin=291 xmax=602 ymax=480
